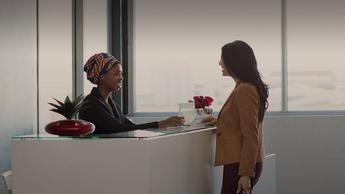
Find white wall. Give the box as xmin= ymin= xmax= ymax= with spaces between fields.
xmin=38 ymin=0 xmax=73 ymax=131
xmin=132 ymin=115 xmax=345 ymax=194
xmin=263 ymin=115 xmax=345 ymax=194
xmin=0 ymin=0 xmax=37 ymax=192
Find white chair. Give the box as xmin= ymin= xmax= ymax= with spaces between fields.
xmin=2 ymin=170 xmax=12 ymax=194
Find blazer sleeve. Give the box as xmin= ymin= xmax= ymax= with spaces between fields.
xmin=115 ymin=103 xmax=159 ymax=129
xmin=235 ymin=85 xmax=260 ymax=177
xmin=123 ymin=116 xmax=159 ymax=130
xmin=80 ymin=104 xmax=158 ymax=134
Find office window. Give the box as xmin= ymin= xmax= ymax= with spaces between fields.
xmin=133 ymin=0 xmax=281 ymax=112
xmin=287 ymin=0 xmax=345 ymax=110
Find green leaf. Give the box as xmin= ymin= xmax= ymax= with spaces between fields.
xmin=65 ymin=96 xmax=72 ymax=104
xmin=53 ymin=98 xmax=64 ymax=106
xmin=72 ymin=94 xmax=84 ymax=107
xmin=48 ymin=103 xmax=61 ymax=109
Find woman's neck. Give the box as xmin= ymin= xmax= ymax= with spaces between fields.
xmin=97 ymin=85 xmax=111 ymax=102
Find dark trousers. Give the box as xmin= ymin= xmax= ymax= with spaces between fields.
xmin=221 ymin=163 xmax=263 ymax=194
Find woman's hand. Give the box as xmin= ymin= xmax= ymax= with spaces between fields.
xmin=158 ymin=116 xmax=184 ymax=128
xmin=201 ymin=116 xmax=217 ymax=126
xmin=237 ymin=176 xmax=251 ymax=194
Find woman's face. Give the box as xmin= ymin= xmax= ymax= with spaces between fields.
xmin=99 ymin=63 xmax=123 ymax=91
xmin=219 ymin=57 xmax=231 ymax=76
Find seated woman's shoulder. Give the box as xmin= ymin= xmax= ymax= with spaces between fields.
xmin=80 ymin=95 xmax=100 ymax=108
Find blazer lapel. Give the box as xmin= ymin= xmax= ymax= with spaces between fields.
xmin=218 ymin=90 xmax=235 ymax=120
xmin=90 ymin=87 xmax=116 ymax=117
xmin=217 ymin=82 xmax=242 ymax=120
xmin=108 ymin=99 xmax=121 ymax=120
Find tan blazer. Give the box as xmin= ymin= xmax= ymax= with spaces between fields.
xmin=215 ymin=82 xmax=264 ymax=177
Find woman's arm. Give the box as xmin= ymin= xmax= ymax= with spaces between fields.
xmin=80 ymin=104 xmax=157 ymax=134
xmin=201 ymin=116 xmax=217 ymax=126
xmin=235 ymin=85 xmax=260 ymax=178
xmin=123 ymin=116 xmax=159 ymax=129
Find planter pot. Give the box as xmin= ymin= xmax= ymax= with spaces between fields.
xmin=45 ymin=119 xmax=95 ymax=136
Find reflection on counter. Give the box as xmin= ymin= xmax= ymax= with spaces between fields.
xmin=12 ymin=125 xmax=216 ymax=139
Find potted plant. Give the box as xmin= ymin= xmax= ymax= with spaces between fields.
xmin=45 ymin=95 xmax=95 ymax=136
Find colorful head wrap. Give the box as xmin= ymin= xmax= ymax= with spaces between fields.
xmin=83 ymin=53 xmax=120 ymax=84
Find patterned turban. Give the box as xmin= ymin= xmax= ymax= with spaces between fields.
xmin=84 ymin=53 xmax=120 ymax=84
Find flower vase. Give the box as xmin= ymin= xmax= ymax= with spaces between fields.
xmin=203 ymin=107 xmax=213 ymax=115
xmin=194 ymin=107 xmax=213 ymax=125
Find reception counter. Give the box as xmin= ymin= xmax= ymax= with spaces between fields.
xmin=12 ymin=125 xmax=217 ymax=194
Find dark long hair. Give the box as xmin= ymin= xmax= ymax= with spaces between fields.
xmin=222 ymin=40 xmax=269 ymax=122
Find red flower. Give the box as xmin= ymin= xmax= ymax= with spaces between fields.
xmin=204 ymin=96 xmax=214 ymax=107
xmin=192 ymin=96 xmax=213 ymax=109
xmin=193 ymin=96 xmax=203 ymax=109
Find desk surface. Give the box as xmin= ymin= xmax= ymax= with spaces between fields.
xmin=13 ymin=125 xmax=216 ymax=140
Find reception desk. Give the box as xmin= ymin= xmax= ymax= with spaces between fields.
xmin=12 ymin=126 xmax=217 ymax=194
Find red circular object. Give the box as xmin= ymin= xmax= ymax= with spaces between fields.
xmin=45 ymin=119 xmax=95 ymax=136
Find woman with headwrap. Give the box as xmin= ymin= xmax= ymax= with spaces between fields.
xmin=79 ymin=53 xmax=184 ymax=134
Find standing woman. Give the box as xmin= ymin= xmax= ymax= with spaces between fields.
xmin=203 ymin=40 xmax=269 ymax=194
xmin=79 ymin=53 xmax=184 ymax=134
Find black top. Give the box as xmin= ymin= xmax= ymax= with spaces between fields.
xmin=79 ymin=88 xmax=158 ymax=134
